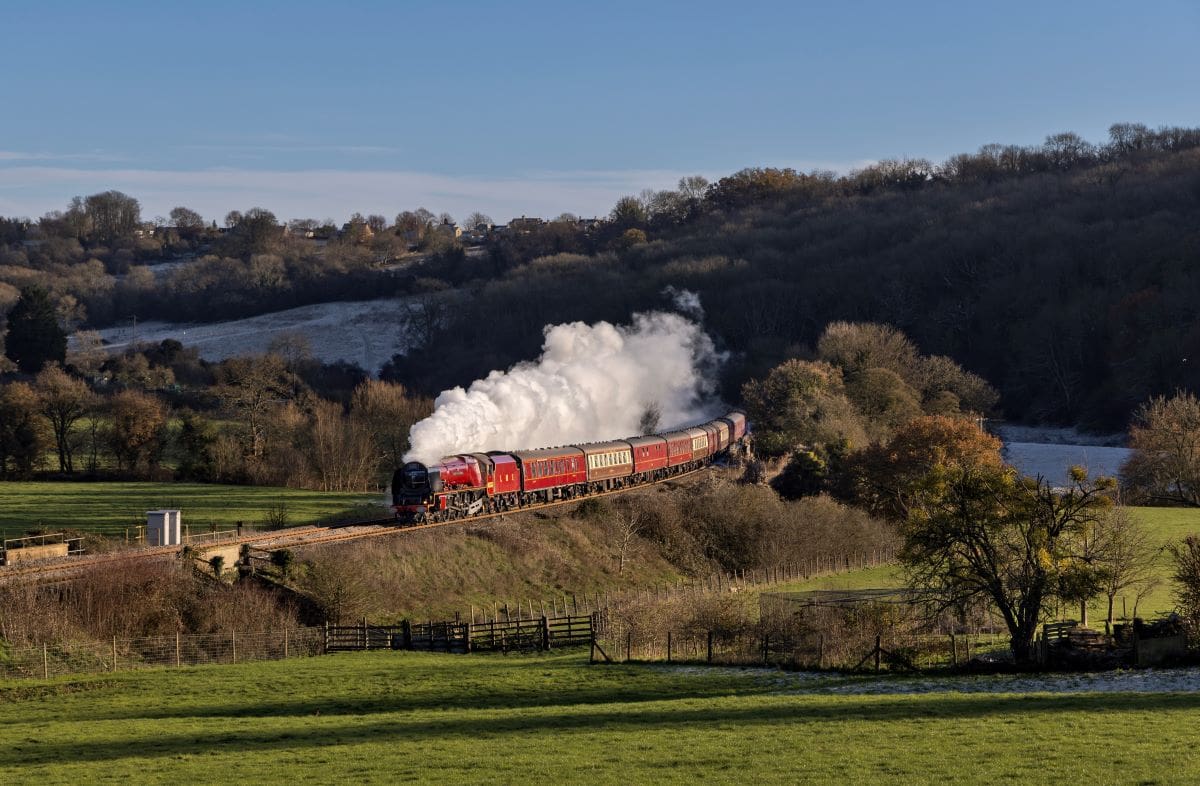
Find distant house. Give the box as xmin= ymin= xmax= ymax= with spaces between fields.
xmin=509 ymin=216 xmax=544 ymax=233
xmin=340 ymin=221 xmax=375 ymax=243
xmin=461 ymin=222 xmax=493 ymax=245
xmin=434 ymin=219 xmax=462 ymax=239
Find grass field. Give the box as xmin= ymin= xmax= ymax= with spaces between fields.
xmin=1 ymin=650 xmax=1198 ymax=784
xmin=777 ymin=507 xmax=1200 ymax=619
xmin=0 ymin=481 xmax=387 ymax=539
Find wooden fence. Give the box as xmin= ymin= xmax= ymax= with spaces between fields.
xmin=324 ymin=613 xmax=596 ymax=655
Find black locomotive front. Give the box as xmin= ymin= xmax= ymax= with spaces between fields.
xmin=391 ymin=461 xmax=443 ymax=520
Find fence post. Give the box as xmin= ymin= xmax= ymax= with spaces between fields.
xmin=43 ymin=642 xmax=48 ymax=680
xmin=707 ymin=630 xmax=713 ymax=663
xmin=402 ymin=619 xmax=412 ymax=650
xmin=176 ymin=632 xmax=181 ymax=667
xmin=323 ymin=621 xmax=329 ymax=654
xmin=626 ymin=631 xmax=632 ymax=661
xmin=363 ymin=618 xmax=369 ymax=651
xmin=541 ymin=616 xmax=551 ymax=651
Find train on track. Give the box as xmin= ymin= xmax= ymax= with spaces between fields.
xmin=391 ymin=411 xmax=748 ymax=523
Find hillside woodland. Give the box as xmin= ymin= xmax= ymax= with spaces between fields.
xmin=386 ymin=123 xmax=1200 ymax=432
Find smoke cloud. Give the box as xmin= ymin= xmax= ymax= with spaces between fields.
xmin=404 ymin=310 xmax=723 ymax=463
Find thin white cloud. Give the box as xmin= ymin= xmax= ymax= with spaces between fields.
xmin=0 ymin=151 xmax=124 ymax=162
xmin=0 ymin=159 xmax=873 ymax=223
xmin=178 ymin=144 xmax=404 ymax=155
xmin=0 ymin=166 xmax=693 ymax=223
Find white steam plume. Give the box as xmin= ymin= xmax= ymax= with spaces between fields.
xmin=404 ymin=311 xmax=723 ymax=463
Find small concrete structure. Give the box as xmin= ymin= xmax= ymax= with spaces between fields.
xmin=4 ymin=543 xmax=69 ymax=564
xmin=147 ymin=510 xmax=182 ymax=546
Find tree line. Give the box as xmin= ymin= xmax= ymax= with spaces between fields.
xmin=0 ymin=321 xmax=431 ymax=490
xmin=4 ymin=120 xmax=1200 ymax=431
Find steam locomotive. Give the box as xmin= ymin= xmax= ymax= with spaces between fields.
xmin=391 ymin=411 xmax=748 ymax=523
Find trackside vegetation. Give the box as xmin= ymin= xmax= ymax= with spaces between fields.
xmin=2 ymin=651 xmax=1200 ymax=785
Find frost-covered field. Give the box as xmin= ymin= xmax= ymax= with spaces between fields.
xmin=993 ymin=424 xmax=1130 ymax=485
xmin=1002 ymin=442 xmax=1132 ymax=485
xmin=671 ymin=665 xmax=1200 ymax=695
xmin=94 ymin=298 xmax=414 ymax=374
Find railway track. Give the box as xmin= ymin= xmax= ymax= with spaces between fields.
xmin=0 ymin=465 xmax=715 ymax=585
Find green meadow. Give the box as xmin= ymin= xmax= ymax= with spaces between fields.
xmin=0 ymin=650 xmax=1197 ymax=785
xmin=0 ymin=481 xmax=387 ymax=539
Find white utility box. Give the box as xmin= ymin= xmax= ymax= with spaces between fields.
xmin=147 ymin=510 xmax=182 ymax=546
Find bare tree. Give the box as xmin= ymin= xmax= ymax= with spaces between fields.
xmin=304 ymin=399 xmax=378 ymax=491
xmin=215 ymin=355 xmax=289 ymax=459
xmin=267 ymin=331 xmax=313 ymax=397
xmin=401 ymin=281 xmax=451 ymax=349
xmin=302 ymin=556 xmax=379 ymax=623
xmin=609 ymin=501 xmax=646 ymax=574
xmin=463 ymin=212 xmax=493 ymax=230
xmin=67 ymin=330 xmax=106 ymax=377
xmin=350 ymin=379 xmax=433 ymax=474
xmin=106 ymin=389 xmax=167 ymax=472
xmin=169 ymin=206 xmax=205 ymax=230
xmin=678 ymin=175 xmax=709 ymax=201
xmin=1122 ymin=392 xmax=1200 ymax=506
xmin=1094 ymin=504 xmax=1161 ymax=623
xmin=35 ymin=365 xmax=92 ymax=473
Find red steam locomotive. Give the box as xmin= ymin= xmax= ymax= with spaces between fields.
xmin=391 ymin=411 xmax=748 ymax=523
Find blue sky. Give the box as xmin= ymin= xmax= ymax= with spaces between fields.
xmin=2 ymin=0 xmax=1197 ymax=223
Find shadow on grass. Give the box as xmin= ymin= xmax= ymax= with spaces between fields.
xmin=17 ymin=658 xmax=763 ymax=724
xmin=4 ymin=688 xmax=1200 ymax=767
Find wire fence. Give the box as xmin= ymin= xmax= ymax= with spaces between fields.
xmin=0 ymin=627 xmax=325 ymax=680
xmin=593 ymin=623 xmax=1010 ymax=671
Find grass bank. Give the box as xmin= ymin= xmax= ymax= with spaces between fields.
xmin=1 ymin=650 xmax=1198 ymax=784
xmin=0 ymin=481 xmax=385 ymax=539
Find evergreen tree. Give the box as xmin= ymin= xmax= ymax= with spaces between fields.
xmin=4 ymin=286 xmax=67 ymax=373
